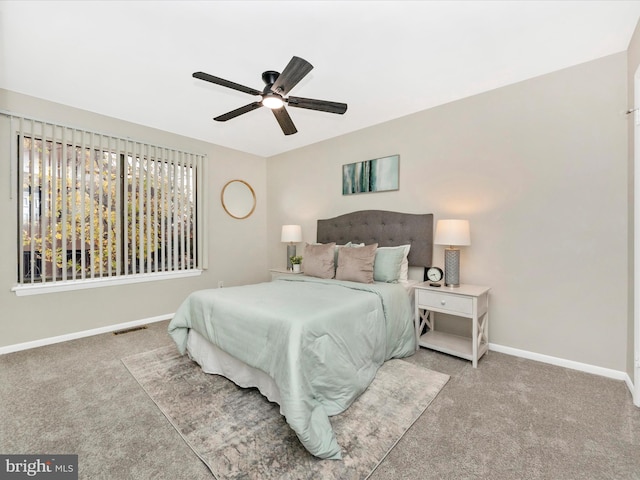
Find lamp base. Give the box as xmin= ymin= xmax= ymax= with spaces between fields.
xmin=286 ymin=244 xmax=296 ymax=270
xmin=444 ymin=248 xmax=460 ymax=287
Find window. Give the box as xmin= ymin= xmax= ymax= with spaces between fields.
xmin=15 ymin=119 xmax=203 ymax=292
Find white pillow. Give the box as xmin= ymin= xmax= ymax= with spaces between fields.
xmin=396 ymin=245 xmax=411 ymax=282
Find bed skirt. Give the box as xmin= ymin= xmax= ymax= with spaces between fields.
xmin=186 ymin=329 xmax=283 ymax=408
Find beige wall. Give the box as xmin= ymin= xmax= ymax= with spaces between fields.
xmin=267 ymin=53 xmax=629 ymax=371
xmin=0 ymin=52 xmax=632 ymax=373
xmin=0 ymin=89 xmax=267 ymax=348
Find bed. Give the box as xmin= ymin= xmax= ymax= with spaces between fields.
xmin=168 ymin=210 xmax=434 ymax=459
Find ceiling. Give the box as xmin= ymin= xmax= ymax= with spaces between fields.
xmin=1 ymin=1 xmax=640 ymax=158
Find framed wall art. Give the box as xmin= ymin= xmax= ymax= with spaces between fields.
xmin=342 ymin=154 xmax=399 ymax=195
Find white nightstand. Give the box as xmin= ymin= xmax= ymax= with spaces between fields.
xmin=269 ymin=267 xmax=303 ymax=281
xmin=414 ymin=282 xmax=490 ymax=368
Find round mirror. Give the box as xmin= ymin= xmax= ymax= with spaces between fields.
xmin=221 ymin=179 xmax=256 ymax=219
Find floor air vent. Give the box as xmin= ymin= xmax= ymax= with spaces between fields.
xmin=113 ymin=325 xmax=148 ymax=335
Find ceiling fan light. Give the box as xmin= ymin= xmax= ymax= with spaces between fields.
xmin=262 ymin=94 xmax=284 ymax=109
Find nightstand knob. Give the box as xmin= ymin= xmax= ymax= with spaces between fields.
xmin=441 ymin=300 xmax=446 ymax=305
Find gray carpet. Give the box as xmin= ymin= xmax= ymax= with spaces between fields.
xmin=122 ymin=346 xmax=449 ymax=479
xmin=1 ymin=320 xmax=639 ymax=479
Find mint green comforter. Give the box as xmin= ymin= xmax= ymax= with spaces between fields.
xmin=168 ymin=275 xmax=415 ymax=459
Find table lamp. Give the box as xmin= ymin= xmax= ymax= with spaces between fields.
xmin=434 ymin=219 xmax=470 ymax=287
xmin=281 ymin=225 xmax=302 ymax=270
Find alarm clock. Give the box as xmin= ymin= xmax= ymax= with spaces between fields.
xmin=426 ymin=266 xmax=444 ymax=285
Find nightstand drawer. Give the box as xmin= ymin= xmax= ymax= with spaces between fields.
xmin=417 ymin=289 xmax=473 ymax=315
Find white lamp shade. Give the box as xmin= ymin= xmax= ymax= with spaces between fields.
xmin=434 ymin=219 xmax=471 ymax=246
xmin=281 ymin=224 xmax=302 ymax=243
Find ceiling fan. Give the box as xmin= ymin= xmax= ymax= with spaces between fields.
xmin=193 ymin=56 xmax=347 ymax=135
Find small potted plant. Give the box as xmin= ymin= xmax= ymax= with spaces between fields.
xmin=290 ymin=255 xmax=303 ymax=273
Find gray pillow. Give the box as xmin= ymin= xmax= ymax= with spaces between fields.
xmin=336 ymin=243 xmax=378 ymax=283
xmin=302 ymin=242 xmax=336 ymax=279
xmin=334 ymin=242 xmax=352 ymax=266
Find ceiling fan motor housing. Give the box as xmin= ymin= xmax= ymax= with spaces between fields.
xmin=262 ymin=70 xmax=280 ymax=86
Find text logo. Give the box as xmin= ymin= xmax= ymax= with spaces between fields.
xmin=0 ymin=455 xmax=77 ymax=479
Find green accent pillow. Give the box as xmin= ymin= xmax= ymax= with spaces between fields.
xmin=374 ymin=245 xmax=410 ymax=282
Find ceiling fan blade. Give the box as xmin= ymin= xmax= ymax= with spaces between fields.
xmin=271 ymin=107 xmax=297 ymax=135
xmin=270 ymin=56 xmax=313 ymax=96
xmin=214 ymin=102 xmax=263 ymax=122
xmin=287 ymin=96 xmax=348 ymax=115
xmin=193 ymin=71 xmax=262 ymax=96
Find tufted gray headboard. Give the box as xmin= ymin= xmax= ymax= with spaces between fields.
xmin=317 ymin=210 xmax=433 ymax=268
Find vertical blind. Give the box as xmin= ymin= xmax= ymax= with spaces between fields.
xmin=14 ymin=116 xmax=203 ymax=285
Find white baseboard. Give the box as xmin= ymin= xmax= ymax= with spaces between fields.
xmin=0 ymin=313 xmax=173 ymax=355
xmin=625 ymin=374 xmax=637 ymax=405
xmin=490 ymin=343 xmax=635 ymax=397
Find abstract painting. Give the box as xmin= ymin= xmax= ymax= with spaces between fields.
xmin=342 ymin=154 xmax=399 ymax=195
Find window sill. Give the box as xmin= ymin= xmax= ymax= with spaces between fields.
xmin=11 ymin=269 xmax=203 ymax=296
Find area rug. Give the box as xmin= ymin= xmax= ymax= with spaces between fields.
xmin=122 ymin=346 xmax=449 ymax=480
